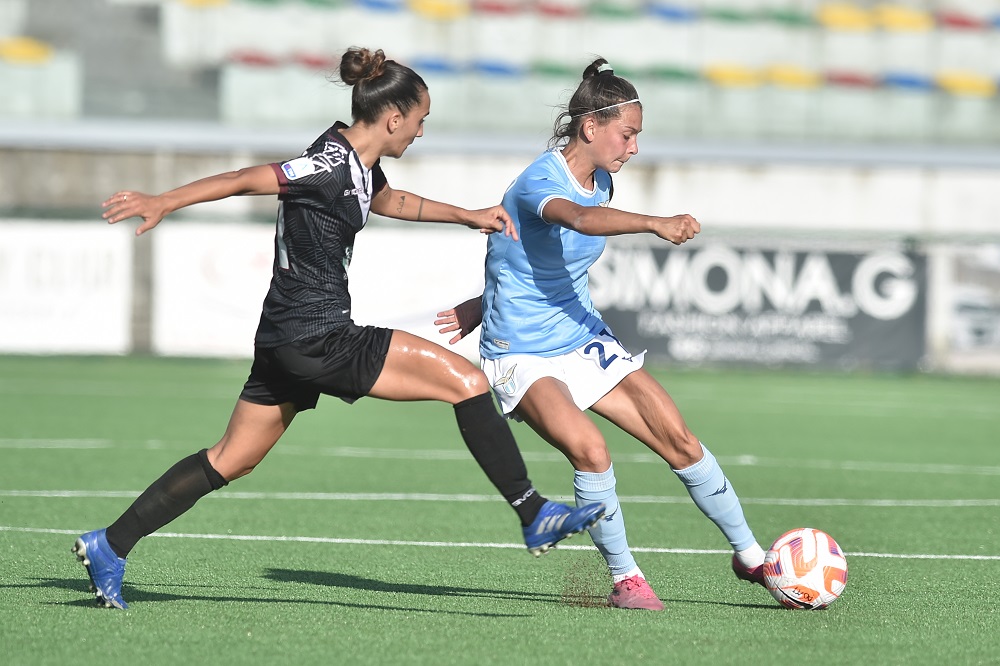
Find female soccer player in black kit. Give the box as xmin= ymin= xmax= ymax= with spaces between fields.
xmin=73 ymin=47 xmax=604 ymax=609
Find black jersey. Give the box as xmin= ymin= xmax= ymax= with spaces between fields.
xmin=254 ymin=122 xmax=388 ymax=347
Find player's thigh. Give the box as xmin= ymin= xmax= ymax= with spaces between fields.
xmin=369 ymin=329 xmax=487 ymax=403
xmin=207 ymin=399 xmax=297 ymax=479
xmin=516 ymin=378 xmax=611 ymax=472
xmin=591 ymin=369 xmax=701 ymax=468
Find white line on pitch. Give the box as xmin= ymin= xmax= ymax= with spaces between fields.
xmin=2 ymin=525 xmax=998 ymax=561
xmin=2 ymin=489 xmax=999 ymax=508
xmin=5 ymin=438 xmax=1000 ymax=476
xmin=0 ymin=439 xmax=112 ymax=449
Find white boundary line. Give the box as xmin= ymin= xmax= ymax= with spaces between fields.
xmin=3 ymin=526 xmax=999 ymax=561
xmin=2 ymin=489 xmax=999 ymax=508
xmin=3 ymin=438 xmax=1000 ymax=476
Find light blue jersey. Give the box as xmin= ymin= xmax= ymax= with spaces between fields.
xmin=481 ymin=149 xmax=612 ymax=359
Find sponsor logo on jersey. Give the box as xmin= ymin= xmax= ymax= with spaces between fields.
xmin=281 ymin=156 xmax=317 ymax=180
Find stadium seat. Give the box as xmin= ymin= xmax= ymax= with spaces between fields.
xmin=527 ymin=61 xmax=577 ymax=131
xmin=284 ymin=53 xmax=353 ymax=127
xmin=697 ymin=7 xmax=771 ymax=72
xmin=760 ymin=64 xmax=822 ymax=139
xmin=0 ymin=0 xmax=27 ymax=39
xmin=700 ymin=64 xmax=763 ymax=139
xmin=816 ymin=3 xmax=874 ymax=31
xmin=819 ymin=22 xmax=880 ymax=80
xmin=644 ymin=4 xmax=699 ymax=75
xmin=0 ymin=38 xmax=81 ymax=119
xmin=935 ymin=26 xmax=995 ymax=77
xmin=532 ymin=0 xmax=587 ymax=73
xmin=161 ymin=0 xmax=231 ymax=67
xmin=408 ymin=56 xmax=470 ymax=130
xmin=408 ymin=0 xmax=470 ymax=20
xmin=466 ymin=60 xmax=538 ymax=132
xmin=401 ymin=0 xmax=468 ymax=67
xmin=223 ymin=0 xmax=303 ymax=59
xmin=219 ymin=51 xmax=287 ymax=125
xmin=582 ymin=0 xmax=647 ymax=73
xmin=876 ymin=73 xmax=936 ymax=141
xmin=466 ymin=1 xmax=537 ymax=71
xmin=638 ymin=67 xmax=704 ymax=138
xmin=877 ymin=4 xmax=935 ymax=82
xmin=934 ymin=70 xmax=999 ymax=142
xmin=816 ymin=78 xmax=881 ymax=141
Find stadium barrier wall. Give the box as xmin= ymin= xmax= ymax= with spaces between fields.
xmin=2 ymin=219 xmax=999 ymax=375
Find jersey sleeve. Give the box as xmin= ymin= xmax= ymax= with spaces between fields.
xmin=513 ymin=163 xmax=569 ymax=223
xmin=270 ymin=143 xmax=351 ymax=204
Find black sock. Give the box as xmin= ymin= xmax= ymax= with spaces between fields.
xmin=105 ymin=449 xmax=228 ymax=558
xmin=454 ymin=393 xmax=547 ymax=526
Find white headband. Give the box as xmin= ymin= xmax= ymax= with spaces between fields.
xmin=571 ymin=98 xmax=640 ymax=118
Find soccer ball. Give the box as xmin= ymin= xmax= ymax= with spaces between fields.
xmin=763 ymin=527 xmax=848 ymax=610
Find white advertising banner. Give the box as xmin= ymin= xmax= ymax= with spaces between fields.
xmin=0 ymin=221 xmax=132 ymax=354
xmin=152 ymin=222 xmax=486 ymax=359
xmin=152 ymin=222 xmax=274 ymax=357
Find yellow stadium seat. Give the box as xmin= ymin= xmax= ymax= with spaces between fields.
xmin=408 ymin=0 xmax=470 ymax=20
xmin=873 ymin=4 xmax=934 ymax=31
xmin=765 ymin=64 xmax=821 ymax=89
xmin=936 ymin=71 xmax=998 ymax=98
xmin=816 ymin=3 xmax=874 ymax=31
xmin=180 ymin=0 xmax=230 ymax=7
xmin=704 ymin=65 xmax=761 ymax=88
xmin=0 ymin=36 xmax=53 ymax=63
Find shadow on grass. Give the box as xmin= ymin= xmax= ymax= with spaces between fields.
xmin=265 ymin=568 xmax=572 ymax=604
xmin=9 ymin=577 xmax=530 ymax=617
xmin=663 ymin=596 xmax=782 ymax=611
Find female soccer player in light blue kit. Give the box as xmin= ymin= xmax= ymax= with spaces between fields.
xmin=436 ymin=58 xmax=768 ymax=610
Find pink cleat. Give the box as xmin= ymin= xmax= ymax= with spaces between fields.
xmin=731 ymin=554 xmax=766 ymax=587
xmin=607 ymin=575 xmax=665 ymax=611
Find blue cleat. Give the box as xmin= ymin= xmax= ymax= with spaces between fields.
xmin=523 ymin=501 xmax=606 ymax=557
xmin=72 ymin=529 xmax=128 ymax=609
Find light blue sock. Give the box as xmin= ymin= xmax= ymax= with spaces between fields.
xmin=672 ymin=443 xmax=757 ymax=551
xmin=574 ymin=464 xmax=637 ymax=577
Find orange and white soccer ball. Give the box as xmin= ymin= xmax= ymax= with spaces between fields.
xmin=763 ymin=527 xmax=848 ymax=610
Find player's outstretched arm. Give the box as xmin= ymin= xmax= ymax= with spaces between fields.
xmin=371 ymin=186 xmax=518 ymax=241
xmin=101 ymin=165 xmax=280 ymax=236
xmin=434 ymin=296 xmax=483 ymax=345
xmin=542 ymin=198 xmax=700 ymax=245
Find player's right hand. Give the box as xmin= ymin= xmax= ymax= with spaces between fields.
xmin=102 ymin=191 xmax=168 ymax=236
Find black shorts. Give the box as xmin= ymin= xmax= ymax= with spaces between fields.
xmin=240 ymin=323 xmax=393 ymax=412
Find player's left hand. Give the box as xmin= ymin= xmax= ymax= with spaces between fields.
xmin=434 ymin=297 xmax=483 ymax=345
xmin=465 ymin=205 xmax=518 ymax=241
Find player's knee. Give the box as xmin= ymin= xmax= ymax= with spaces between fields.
xmin=661 ymin=430 xmax=702 ymax=468
xmin=569 ymin=440 xmax=612 ymax=472
xmin=207 ymin=443 xmax=260 ymax=481
xmin=454 ymin=365 xmax=490 ymax=400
